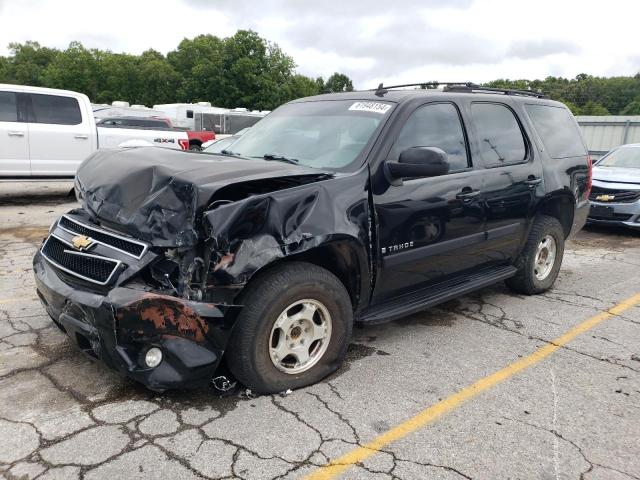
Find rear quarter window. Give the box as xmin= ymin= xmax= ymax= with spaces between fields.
xmin=524 ymin=104 xmax=586 ymax=159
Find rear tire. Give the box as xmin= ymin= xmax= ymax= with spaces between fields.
xmin=189 ymin=144 xmax=202 ymax=151
xmin=506 ymin=215 xmax=565 ymax=295
xmin=226 ymin=262 xmax=353 ymax=394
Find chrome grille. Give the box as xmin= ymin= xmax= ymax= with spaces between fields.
xmin=41 ymin=234 xmax=121 ymax=285
xmin=589 ymin=186 xmax=640 ymax=203
xmin=58 ymin=215 xmax=147 ymax=259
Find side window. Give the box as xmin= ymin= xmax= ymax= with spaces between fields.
xmin=471 ymin=103 xmax=526 ymax=166
xmin=524 ymin=104 xmax=586 ymax=159
xmin=186 ymin=110 xmax=194 ymax=119
xmin=0 ymin=91 xmax=18 ymax=122
xmin=29 ymin=94 xmax=82 ymax=125
xmin=391 ymin=103 xmax=469 ymax=172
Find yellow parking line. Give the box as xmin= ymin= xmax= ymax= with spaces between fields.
xmin=304 ymin=292 xmax=640 ymax=480
xmin=0 ymin=296 xmax=38 ymax=305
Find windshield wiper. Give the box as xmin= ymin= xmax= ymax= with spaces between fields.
xmin=261 ymin=153 xmax=299 ymax=165
xmin=220 ymin=149 xmax=236 ymax=156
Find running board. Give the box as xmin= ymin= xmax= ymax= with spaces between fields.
xmin=359 ymin=265 xmax=517 ymax=324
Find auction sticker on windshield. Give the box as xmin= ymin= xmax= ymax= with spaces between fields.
xmin=348 ymin=102 xmax=392 ymax=114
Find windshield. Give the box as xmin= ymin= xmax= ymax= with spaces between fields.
xmin=224 ymin=100 xmax=393 ymax=171
xmin=598 ymin=147 xmax=640 ymax=168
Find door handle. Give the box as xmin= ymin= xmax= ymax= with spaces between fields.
xmin=525 ymin=176 xmax=542 ymax=187
xmin=456 ymin=189 xmax=480 ymax=201
xmin=8 ymin=131 xmax=24 ymax=137
xmin=74 ymin=134 xmax=89 ymax=140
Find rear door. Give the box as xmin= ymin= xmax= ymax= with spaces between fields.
xmin=0 ymin=89 xmax=30 ymax=176
xmin=465 ymin=100 xmax=543 ymax=262
xmin=26 ymin=92 xmax=94 ymax=176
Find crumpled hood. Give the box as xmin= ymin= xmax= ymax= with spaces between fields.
xmin=593 ymin=166 xmax=640 ymax=185
xmin=75 ymin=147 xmax=330 ymax=247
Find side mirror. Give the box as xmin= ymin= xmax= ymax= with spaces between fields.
xmin=384 ymin=147 xmax=450 ymax=185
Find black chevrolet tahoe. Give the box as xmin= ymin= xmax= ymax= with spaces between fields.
xmin=33 ymin=83 xmax=591 ymax=393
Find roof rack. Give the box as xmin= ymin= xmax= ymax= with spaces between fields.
xmin=373 ymin=82 xmax=546 ymax=99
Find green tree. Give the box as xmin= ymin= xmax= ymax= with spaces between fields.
xmin=96 ymin=52 xmax=141 ymax=104
xmin=284 ymin=74 xmax=321 ymax=100
xmin=0 ymin=56 xmax=9 ymax=82
xmin=135 ymin=50 xmax=181 ymax=106
xmin=167 ymin=34 xmax=224 ymax=102
xmin=561 ymin=100 xmax=581 ymax=115
xmin=621 ymin=98 xmax=640 ymax=115
xmin=578 ymin=101 xmax=610 ymax=115
xmin=4 ymin=41 xmax=58 ymax=86
xmin=323 ymin=72 xmax=354 ymax=93
xmin=42 ymin=41 xmax=102 ymax=99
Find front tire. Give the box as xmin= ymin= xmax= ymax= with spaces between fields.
xmin=506 ymin=215 xmax=565 ymax=295
xmin=226 ymin=262 xmax=353 ymax=394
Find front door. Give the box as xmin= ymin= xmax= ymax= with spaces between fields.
xmin=371 ymin=101 xmax=486 ymax=303
xmin=0 ymin=90 xmax=30 ymax=176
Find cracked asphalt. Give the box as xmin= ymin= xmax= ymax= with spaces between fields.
xmin=1 ymin=181 xmax=639 ymax=480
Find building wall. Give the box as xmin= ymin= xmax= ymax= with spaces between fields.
xmin=576 ymin=116 xmax=640 ymax=159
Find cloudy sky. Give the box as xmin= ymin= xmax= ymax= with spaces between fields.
xmin=0 ymin=0 xmax=638 ymax=87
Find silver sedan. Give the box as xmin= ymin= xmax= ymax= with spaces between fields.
xmin=588 ymin=144 xmax=640 ymax=229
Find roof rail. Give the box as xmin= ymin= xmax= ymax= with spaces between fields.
xmin=373 ymin=82 xmax=546 ymax=99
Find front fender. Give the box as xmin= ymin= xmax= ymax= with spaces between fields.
xmin=201 ymin=174 xmax=371 ymax=294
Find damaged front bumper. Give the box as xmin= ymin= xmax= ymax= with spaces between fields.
xmin=34 ymin=250 xmax=238 ymax=391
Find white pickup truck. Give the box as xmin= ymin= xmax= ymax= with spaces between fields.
xmin=0 ymin=84 xmax=189 ymax=178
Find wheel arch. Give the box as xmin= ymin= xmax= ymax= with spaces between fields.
xmin=535 ymin=191 xmax=575 ymax=238
xmin=236 ymin=237 xmax=370 ymax=313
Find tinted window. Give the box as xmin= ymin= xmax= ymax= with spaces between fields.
xmin=142 ymin=119 xmax=167 ymax=128
xmin=30 ymin=94 xmax=82 ymax=125
xmin=471 ymin=103 xmax=526 ymax=166
xmin=186 ymin=110 xmax=194 ymax=119
xmin=0 ymin=91 xmax=18 ymax=122
xmin=391 ymin=103 xmax=469 ymax=171
xmin=525 ymin=104 xmax=586 ymax=159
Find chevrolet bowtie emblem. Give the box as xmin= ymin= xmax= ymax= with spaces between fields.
xmin=595 ymin=194 xmax=615 ymax=202
xmin=71 ymin=235 xmax=93 ymax=250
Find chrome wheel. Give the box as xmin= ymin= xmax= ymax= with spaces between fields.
xmin=534 ymin=234 xmax=557 ymax=281
xmin=269 ymin=299 xmax=332 ymax=375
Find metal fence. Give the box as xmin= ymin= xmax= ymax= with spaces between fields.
xmin=576 ymin=116 xmax=640 ymax=159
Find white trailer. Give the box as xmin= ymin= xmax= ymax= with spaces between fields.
xmin=152 ymin=102 xmax=229 ymax=130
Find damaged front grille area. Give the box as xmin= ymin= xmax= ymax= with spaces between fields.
xmin=41 ymin=234 xmax=122 ymax=285
xmin=59 ymin=215 xmax=148 ymax=259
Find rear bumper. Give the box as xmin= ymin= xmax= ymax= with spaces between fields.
xmin=34 ymin=250 xmax=238 ymax=391
xmin=569 ymin=199 xmax=590 ymax=237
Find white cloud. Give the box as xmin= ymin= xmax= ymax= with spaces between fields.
xmin=0 ymin=0 xmax=638 ymax=88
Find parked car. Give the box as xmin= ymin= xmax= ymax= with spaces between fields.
xmin=96 ymin=116 xmax=173 ymax=128
xmin=202 ymin=135 xmax=238 ymax=154
xmin=97 ymin=115 xmax=216 ymax=151
xmin=587 ymin=144 xmax=640 ymax=229
xmin=0 ymin=84 xmax=189 ymax=178
xmin=34 ymin=83 xmax=591 ymax=393
xmin=201 ymin=127 xmax=249 ymax=153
